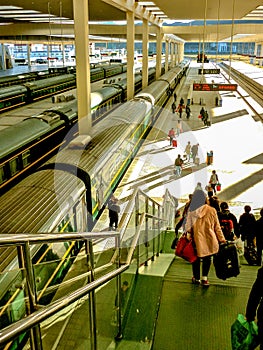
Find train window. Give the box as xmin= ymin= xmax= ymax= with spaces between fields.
xmin=22 ymin=150 xmax=31 ymax=167
xmin=0 ymin=165 xmax=7 ymax=184
xmin=9 ymin=157 xmax=20 ymax=176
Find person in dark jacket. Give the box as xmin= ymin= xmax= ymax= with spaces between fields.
xmin=255 ymin=208 xmax=263 ymax=266
xmin=246 ymin=267 xmax=263 ymax=350
xmin=207 ymin=191 xmax=220 ymax=213
xmin=239 ymin=205 xmax=256 ymax=244
xmin=108 ymin=196 xmax=120 ymax=230
xmin=218 ymin=201 xmax=239 ymax=240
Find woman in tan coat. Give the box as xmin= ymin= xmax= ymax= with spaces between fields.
xmin=185 ymin=189 xmax=226 ymax=287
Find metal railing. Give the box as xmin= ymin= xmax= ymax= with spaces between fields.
xmin=0 ymin=187 xmax=177 ymax=350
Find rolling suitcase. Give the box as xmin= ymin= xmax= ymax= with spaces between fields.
xmin=244 ymin=242 xmax=258 ymax=266
xmin=194 ymin=157 xmax=200 ymax=165
xmin=213 ymin=242 xmax=240 ymax=280
xmin=172 ymin=139 xmax=177 ymax=147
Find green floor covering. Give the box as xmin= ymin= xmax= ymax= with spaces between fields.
xmin=152 ymin=256 xmax=260 ymax=350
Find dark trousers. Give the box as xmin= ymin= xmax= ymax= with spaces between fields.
xmin=211 ymin=183 xmax=217 ymax=194
xmin=192 ymin=255 xmax=212 ymax=280
xmin=257 ymin=243 xmax=263 ymax=265
xmin=109 ymin=215 xmax=118 ymax=230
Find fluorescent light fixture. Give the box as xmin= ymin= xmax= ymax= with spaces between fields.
xmin=0 ymin=22 xmax=13 ymax=25
xmin=0 ymin=10 xmax=40 ymax=14
xmin=1 ymin=13 xmax=55 ymax=18
xmin=144 ymin=7 xmax=160 ymax=10
xmin=151 ymin=12 xmax=164 ymax=14
xmin=137 ymin=2 xmax=156 ymax=5
xmin=0 ymin=6 xmax=23 ymax=10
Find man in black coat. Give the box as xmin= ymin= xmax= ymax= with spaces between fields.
xmin=246 ymin=267 xmax=263 ymax=349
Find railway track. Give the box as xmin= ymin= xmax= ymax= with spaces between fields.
xmin=219 ymin=62 xmax=263 ymax=123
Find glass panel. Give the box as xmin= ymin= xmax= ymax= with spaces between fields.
xmin=0 ymin=268 xmax=26 ymax=328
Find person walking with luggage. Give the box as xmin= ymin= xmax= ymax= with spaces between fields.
xmin=218 ymin=201 xmax=239 ymax=241
xmin=209 ymin=170 xmax=219 ymax=195
xmin=171 ymin=101 xmax=176 ymax=114
xmin=168 ymin=127 xmax=175 ymax=146
xmin=245 ymin=266 xmax=263 ymax=350
xmin=191 ymin=143 xmax=199 ymax=164
xmin=185 ymin=189 xmax=226 ymax=287
xmin=176 ymin=120 xmax=182 ymax=137
xmin=174 ymin=154 xmax=184 ymax=177
xmin=184 ymin=141 xmax=192 ymax=162
xmin=239 ymin=205 xmax=256 ymax=245
xmin=185 ymin=104 xmax=191 ymax=119
xmin=177 ymin=103 xmax=183 ymax=118
xmin=108 ymin=196 xmax=121 ymax=231
xmin=255 ymin=208 xmax=263 ymax=266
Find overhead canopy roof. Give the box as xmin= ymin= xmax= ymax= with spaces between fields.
xmin=0 ymin=0 xmax=262 ymax=43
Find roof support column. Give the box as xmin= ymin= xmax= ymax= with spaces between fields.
xmin=126 ymin=10 xmax=135 ymax=100
xmin=178 ymin=43 xmax=184 ymax=64
xmin=73 ymin=0 xmax=91 ymax=134
xmin=27 ymin=44 xmax=31 ymax=67
xmin=155 ymin=27 xmax=163 ymax=79
xmin=1 ymin=44 xmax=6 ymax=70
xmin=164 ymin=39 xmax=169 ymax=73
xmin=258 ymin=43 xmax=263 ymax=66
xmin=142 ymin=18 xmax=149 ymax=89
xmin=171 ymin=42 xmax=175 ymax=67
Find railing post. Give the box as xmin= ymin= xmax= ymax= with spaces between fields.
xmin=144 ymin=197 xmax=149 ymax=266
xmin=21 ymin=243 xmax=43 ymax=350
xmin=115 ymin=234 xmax=123 ymax=340
xmin=135 ymin=192 xmax=140 ymax=270
xmin=157 ymin=205 xmax=161 ymax=254
xmin=152 ymin=202 xmax=156 ymax=259
xmin=86 ymin=240 xmax=97 ymax=350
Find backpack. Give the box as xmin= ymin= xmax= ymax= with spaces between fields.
xmin=220 ymin=218 xmax=234 ymax=240
xmin=175 ymin=158 xmax=183 ymax=166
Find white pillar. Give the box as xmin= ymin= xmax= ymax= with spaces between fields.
xmin=142 ymin=18 xmax=149 ymax=89
xmin=47 ymin=44 xmax=51 ymax=68
xmin=1 ymin=44 xmax=6 ymax=70
xmin=172 ymin=42 xmax=176 ymax=67
xmin=73 ymin=0 xmax=91 ymax=134
xmin=178 ymin=43 xmax=184 ymax=63
xmin=155 ymin=27 xmax=163 ymax=79
xmin=165 ymin=39 xmax=169 ymax=73
xmin=27 ymin=44 xmax=31 ymax=67
xmin=126 ymin=10 xmax=135 ymax=100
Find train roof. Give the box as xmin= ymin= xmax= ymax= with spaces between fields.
xmin=23 ymin=74 xmax=76 ymax=89
xmin=90 ymin=86 xmax=122 ymax=108
xmin=45 ymin=97 xmax=152 ymax=175
xmin=135 ymin=79 xmax=169 ymax=104
xmin=0 ymin=85 xmax=27 ymax=98
xmin=0 ymin=118 xmax=56 ymax=158
xmin=158 ymin=66 xmax=185 ymax=85
xmin=0 ymin=169 xmax=85 ymax=233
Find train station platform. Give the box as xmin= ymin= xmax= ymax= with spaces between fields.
xmin=0 ymin=60 xmax=262 ymax=350
xmin=88 ymin=60 xmax=263 ymax=349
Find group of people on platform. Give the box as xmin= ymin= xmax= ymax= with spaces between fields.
xmin=174 ymin=186 xmax=263 ymax=349
xmin=171 ymin=95 xmax=191 ymax=120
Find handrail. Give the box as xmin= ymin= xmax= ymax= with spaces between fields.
xmin=0 ymin=186 xmax=177 ymax=347
xmin=0 ymin=212 xmax=148 ymax=346
xmin=0 ymin=232 xmax=119 ymax=247
xmin=0 ymin=265 xmax=129 ymax=346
